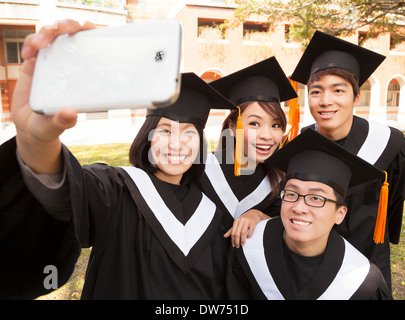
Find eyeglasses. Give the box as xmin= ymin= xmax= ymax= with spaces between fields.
xmin=280 ymin=189 xmax=344 ymax=208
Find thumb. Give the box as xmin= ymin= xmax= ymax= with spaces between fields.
xmin=53 ymin=108 xmax=78 ymax=130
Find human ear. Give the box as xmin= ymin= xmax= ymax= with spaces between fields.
xmin=228 ymin=119 xmax=236 ymax=137
xmin=353 ymin=92 xmax=361 ymax=106
xmin=335 ymin=206 xmax=348 ymax=225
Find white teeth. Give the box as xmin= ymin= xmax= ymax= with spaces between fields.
xmin=320 ymin=112 xmax=336 ymax=116
xmin=166 ymin=155 xmax=186 ymax=162
xmin=292 ymin=220 xmax=311 ymax=226
xmin=256 ymin=145 xmax=271 ymax=150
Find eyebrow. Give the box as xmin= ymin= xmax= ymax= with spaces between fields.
xmin=156 ymin=122 xmax=172 ymax=128
xmin=309 ymin=82 xmax=349 ymax=90
xmin=247 ymin=114 xmax=263 ymax=119
xmin=286 ymin=183 xmax=328 ymax=194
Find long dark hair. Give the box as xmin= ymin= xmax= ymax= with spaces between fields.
xmin=129 ymin=116 xmax=207 ymax=185
xmin=217 ymin=100 xmax=286 ymax=197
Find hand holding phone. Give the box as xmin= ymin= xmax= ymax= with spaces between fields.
xmin=29 ymin=18 xmax=182 ymax=115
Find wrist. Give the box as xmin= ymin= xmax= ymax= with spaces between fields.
xmin=16 ymin=134 xmax=63 ymax=174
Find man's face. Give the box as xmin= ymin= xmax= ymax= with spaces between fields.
xmin=308 ymin=74 xmax=360 ymax=141
xmin=280 ymin=179 xmax=347 ymax=256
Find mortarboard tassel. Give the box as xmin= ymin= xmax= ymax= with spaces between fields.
xmin=373 ymin=171 xmax=389 ymax=244
xmin=234 ymin=106 xmax=243 ymax=176
xmin=280 ymin=80 xmax=300 ymax=148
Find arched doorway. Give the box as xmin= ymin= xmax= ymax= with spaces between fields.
xmin=200 ymin=70 xmax=224 ymax=83
xmin=386 ymin=76 xmax=405 ymax=121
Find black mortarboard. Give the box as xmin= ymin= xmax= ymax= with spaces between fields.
xmin=266 ymin=128 xmax=383 ymax=197
xmin=147 ymin=72 xmax=235 ymax=128
xmin=290 ymin=31 xmax=386 ymax=87
xmin=210 ymin=57 xmax=297 ymax=105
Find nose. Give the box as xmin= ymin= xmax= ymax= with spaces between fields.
xmin=257 ymin=125 xmax=274 ymax=142
xmin=169 ymin=133 xmax=181 ymax=151
xmin=291 ymin=196 xmax=309 ymax=214
xmin=320 ymin=91 xmax=333 ymax=107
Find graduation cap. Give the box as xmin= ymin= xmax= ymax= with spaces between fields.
xmin=210 ymin=57 xmax=297 ymax=176
xmin=210 ymin=56 xmax=297 ymax=105
xmin=290 ymin=30 xmax=386 ymax=87
xmin=147 ymin=72 xmax=235 ymax=129
xmin=266 ymin=128 xmax=389 ymax=244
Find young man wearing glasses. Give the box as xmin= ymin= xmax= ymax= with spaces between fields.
xmin=226 ymin=129 xmax=392 ymax=300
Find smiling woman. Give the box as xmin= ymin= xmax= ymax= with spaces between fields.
xmin=1 ymin=63 xmax=239 ymax=298
xmin=149 ymin=119 xmax=201 ymax=185
xmin=198 ymin=57 xmax=297 ymax=248
xmin=228 ymin=101 xmax=285 ymax=168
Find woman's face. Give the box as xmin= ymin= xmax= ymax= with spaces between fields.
xmin=149 ymin=117 xmax=200 ymax=185
xmin=229 ymin=102 xmax=284 ymax=166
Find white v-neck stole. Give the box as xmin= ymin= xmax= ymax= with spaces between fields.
xmin=121 ymin=167 xmax=216 ymax=256
xmin=204 ymin=153 xmax=273 ymax=219
xmin=357 ymin=120 xmax=391 ymax=165
xmin=242 ymin=221 xmax=370 ymax=300
xmin=242 ymin=218 xmax=284 ymax=300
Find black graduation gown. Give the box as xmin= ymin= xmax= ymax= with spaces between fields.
xmin=76 ymin=164 xmax=227 ymax=299
xmin=200 ymin=151 xmax=281 ymax=230
xmin=226 ymin=217 xmax=392 ymax=300
xmin=1 ymin=137 xmax=228 ymax=299
xmin=303 ymin=116 xmax=405 ymax=288
xmin=0 ymin=138 xmax=80 ymax=299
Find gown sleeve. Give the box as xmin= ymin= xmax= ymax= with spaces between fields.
xmin=350 ymin=263 xmax=393 ymax=300
xmin=0 ymin=137 xmax=81 ymax=299
xmin=386 ymin=142 xmax=405 ymax=244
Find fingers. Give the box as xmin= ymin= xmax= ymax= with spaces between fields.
xmin=22 ymin=19 xmax=96 ymax=60
xmin=225 ymin=214 xmax=262 ymax=248
xmin=226 ymin=220 xmax=250 ymax=248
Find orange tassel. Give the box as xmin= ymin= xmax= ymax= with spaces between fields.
xmin=234 ymin=106 xmax=243 ymax=176
xmin=280 ymin=80 xmax=300 ymax=148
xmin=373 ymin=171 xmax=389 ymax=244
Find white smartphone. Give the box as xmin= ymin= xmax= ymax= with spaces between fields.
xmin=30 ymin=18 xmax=182 ymax=114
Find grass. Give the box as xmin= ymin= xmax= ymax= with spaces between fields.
xmin=37 ymin=143 xmax=405 ymax=300
xmin=391 ymin=216 xmax=405 ymax=300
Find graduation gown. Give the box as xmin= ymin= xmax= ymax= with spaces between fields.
xmin=200 ymin=151 xmax=281 ymax=230
xmin=0 ymin=138 xmax=80 ymax=299
xmin=1 ymin=137 xmax=228 ymax=299
xmin=303 ymin=116 xmax=405 ymax=287
xmin=77 ymin=164 xmax=227 ymax=299
xmin=226 ymin=217 xmax=392 ymax=300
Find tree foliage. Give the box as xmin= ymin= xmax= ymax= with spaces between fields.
xmin=227 ymin=0 xmax=405 ymax=46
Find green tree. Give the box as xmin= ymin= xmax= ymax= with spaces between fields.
xmin=227 ymin=0 xmax=405 ymax=46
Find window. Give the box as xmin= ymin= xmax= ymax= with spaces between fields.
xmin=243 ymin=23 xmax=269 ymax=40
xmin=3 ymin=29 xmax=33 ymax=64
xmin=285 ymin=24 xmax=292 ymax=43
xmin=358 ymin=31 xmax=368 ymax=46
xmin=359 ymin=81 xmax=371 ymax=107
xmin=198 ymin=19 xmax=226 ymax=40
xmin=387 ymin=79 xmax=400 ymax=107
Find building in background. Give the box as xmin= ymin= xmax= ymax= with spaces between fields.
xmin=1 ymin=0 xmax=405 ymax=132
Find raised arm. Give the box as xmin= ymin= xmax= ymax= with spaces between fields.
xmin=12 ymin=20 xmax=95 ymax=174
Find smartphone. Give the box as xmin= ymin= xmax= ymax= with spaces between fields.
xmin=30 ymin=18 xmax=182 ymax=114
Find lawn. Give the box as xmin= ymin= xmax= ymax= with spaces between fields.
xmin=37 ymin=142 xmax=405 ymax=300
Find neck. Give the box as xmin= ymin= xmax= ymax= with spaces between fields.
xmin=283 ymin=232 xmax=327 ymax=257
xmin=317 ymin=116 xmax=353 ymax=141
xmin=153 ymin=171 xmax=182 ymax=185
